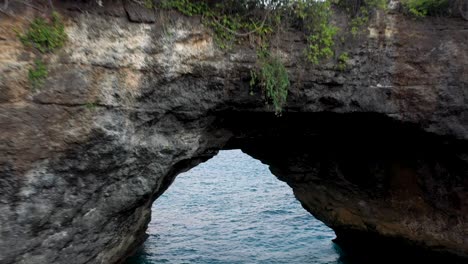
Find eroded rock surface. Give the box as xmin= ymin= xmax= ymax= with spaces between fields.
xmin=0 ymin=1 xmax=467 ymax=263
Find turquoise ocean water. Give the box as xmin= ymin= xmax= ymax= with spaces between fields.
xmin=126 ymin=150 xmax=347 ymax=264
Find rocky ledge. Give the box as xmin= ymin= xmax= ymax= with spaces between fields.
xmin=0 ymin=1 xmax=467 ymax=264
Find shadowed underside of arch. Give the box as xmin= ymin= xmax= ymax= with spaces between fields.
xmin=221 ymin=112 xmax=468 ymax=262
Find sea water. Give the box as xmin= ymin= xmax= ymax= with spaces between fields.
xmin=126 ymin=150 xmax=345 ymax=264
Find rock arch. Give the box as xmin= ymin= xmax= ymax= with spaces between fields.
xmin=0 ymin=2 xmax=467 ymax=263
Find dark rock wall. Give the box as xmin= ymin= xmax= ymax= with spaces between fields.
xmin=223 ymin=112 xmax=468 ymax=259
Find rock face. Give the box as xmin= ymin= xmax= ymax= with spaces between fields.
xmin=0 ymin=1 xmax=467 ymax=263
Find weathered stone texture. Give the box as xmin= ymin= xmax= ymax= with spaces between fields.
xmin=0 ymin=1 xmax=467 ymax=263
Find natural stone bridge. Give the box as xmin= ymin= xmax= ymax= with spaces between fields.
xmin=0 ymin=1 xmax=467 ymax=263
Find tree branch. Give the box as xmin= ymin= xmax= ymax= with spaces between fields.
xmin=209 ymin=9 xmax=272 ymax=38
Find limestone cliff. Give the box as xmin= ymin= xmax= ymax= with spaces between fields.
xmin=0 ymin=1 xmax=467 ymax=264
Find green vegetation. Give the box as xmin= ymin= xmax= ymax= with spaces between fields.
xmin=159 ymin=0 xmax=351 ymax=114
xmin=306 ymin=23 xmax=338 ymax=65
xmin=337 ymin=52 xmax=350 ymax=71
xmin=350 ymin=7 xmax=370 ymax=36
xmin=18 ymin=12 xmax=67 ymax=90
xmin=401 ymin=0 xmax=449 ymax=17
xmin=296 ymin=0 xmax=339 ymax=64
xmin=336 ymin=0 xmax=387 ymax=36
xmin=160 ymin=0 xmax=207 ymax=16
xmin=251 ymin=49 xmax=290 ymax=116
xmin=158 ymin=1 xmax=378 ymax=65
xmin=28 ymin=59 xmax=48 ymax=90
xmin=159 ymin=0 xmax=275 ymax=49
xmin=19 ymin=11 xmax=67 ymax=53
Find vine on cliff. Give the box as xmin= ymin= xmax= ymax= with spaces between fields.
xmin=159 ymin=0 xmax=278 ymax=49
xmin=158 ymin=0 xmax=348 ymax=114
xmin=250 ymin=47 xmax=290 ymax=116
xmin=158 ymin=0 xmax=343 ymax=63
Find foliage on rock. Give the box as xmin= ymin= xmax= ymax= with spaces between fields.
xmin=251 ymin=48 xmax=290 ymax=116
xmin=28 ymin=59 xmax=48 ymax=90
xmin=19 ymin=11 xmax=67 ymax=53
xmin=159 ymin=0 xmax=277 ymax=49
xmin=402 ymin=0 xmax=448 ymax=17
xmin=334 ymin=0 xmax=387 ymax=36
xmin=401 ymin=0 xmax=467 ymax=18
xmin=18 ymin=11 xmax=67 ymax=90
xmin=295 ymin=0 xmax=339 ymax=64
xmin=337 ymin=52 xmax=350 ymax=71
